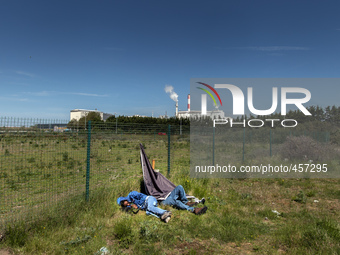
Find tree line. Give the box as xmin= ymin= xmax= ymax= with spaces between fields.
xmin=67 ymin=112 xmax=190 ymax=131
xmin=67 ymin=105 xmax=340 ymax=129
xmin=66 ymin=106 xmax=340 ymax=143
xmin=255 ymin=105 xmax=340 ymax=125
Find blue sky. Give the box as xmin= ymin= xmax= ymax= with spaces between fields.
xmin=1 ymin=1 xmax=340 ymax=119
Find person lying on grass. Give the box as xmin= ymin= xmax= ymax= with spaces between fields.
xmin=117 ymin=185 xmax=207 ymax=221
xmin=117 ymin=191 xmax=172 ymax=223
xmin=161 ymin=185 xmax=207 ymax=215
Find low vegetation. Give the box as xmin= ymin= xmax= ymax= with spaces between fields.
xmin=0 ymin=126 xmax=339 ymax=254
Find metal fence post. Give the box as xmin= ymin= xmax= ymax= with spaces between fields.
xmin=167 ymin=125 xmax=171 ymax=176
xmin=270 ymin=128 xmax=272 ymax=157
xmin=86 ymin=121 xmax=92 ymax=202
xmin=212 ymin=126 xmax=215 ymax=165
xmin=242 ymin=127 xmax=245 ymax=161
xmin=180 ymin=118 xmax=182 ymax=136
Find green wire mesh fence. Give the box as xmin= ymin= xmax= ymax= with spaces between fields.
xmin=0 ymin=116 xmax=332 ymax=227
xmin=0 ymin=117 xmax=86 ymax=228
xmin=0 ymin=117 xmax=189 ymax=229
xmin=191 ymin=124 xmax=332 ymax=178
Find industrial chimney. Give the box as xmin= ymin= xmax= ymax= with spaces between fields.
xmin=176 ymin=101 xmax=178 ymax=117
xmin=187 ymin=94 xmax=190 ymax=112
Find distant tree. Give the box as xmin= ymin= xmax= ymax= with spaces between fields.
xmin=67 ymin=119 xmax=78 ymax=130
xmin=106 ymin=115 xmax=116 ymax=122
xmin=77 ymin=112 xmax=103 ymax=129
xmin=106 ymin=115 xmax=190 ymax=126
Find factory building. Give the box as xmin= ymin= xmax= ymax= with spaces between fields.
xmin=177 ymin=110 xmax=225 ymax=120
xmin=70 ymin=109 xmax=113 ymax=121
xmin=176 ymin=94 xmax=227 ymax=120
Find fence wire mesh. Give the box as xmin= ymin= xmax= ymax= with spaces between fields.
xmin=1 ymin=116 xmax=334 ymax=228
xmin=190 ymin=123 xmax=333 ymax=178
xmin=0 ymin=117 xmax=189 ymax=229
xmin=0 ymin=118 xmax=85 ymax=227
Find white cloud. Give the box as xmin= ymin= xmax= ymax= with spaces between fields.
xmin=68 ymin=92 xmax=109 ymax=97
xmin=34 ymin=91 xmax=51 ymax=96
xmin=9 ymin=82 xmax=30 ymax=86
xmin=248 ymin=46 xmax=309 ymax=51
xmin=24 ymin=91 xmax=109 ymax=97
xmin=217 ymin=46 xmax=310 ymax=51
xmin=0 ymin=96 xmax=29 ymax=102
xmin=16 ymin=71 xmax=36 ymax=78
xmin=24 ymin=91 xmax=51 ymax=96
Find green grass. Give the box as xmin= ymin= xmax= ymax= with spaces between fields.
xmin=2 ymin=177 xmax=339 ymax=254
xmin=0 ymin=132 xmax=339 ymax=254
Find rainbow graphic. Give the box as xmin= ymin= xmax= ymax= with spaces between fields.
xmin=196 ymin=82 xmax=223 ymax=107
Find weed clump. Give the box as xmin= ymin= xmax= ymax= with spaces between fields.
xmin=292 ymin=190 xmax=307 ymax=204
xmin=62 ymin=152 xmax=69 ymax=162
xmin=4 ymin=223 xmax=28 ymax=247
xmin=139 ymin=220 xmax=160 ymax=242
xmin=113 ymin=218 xmax=134 ymax=248
xmin=4 ymin=149 xmax=10 ymax=156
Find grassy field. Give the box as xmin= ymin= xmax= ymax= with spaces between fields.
xmin=0 ymin=132 xmax=170 ymax=226
xmin=0 ymin=131 xmax=339 ymax=254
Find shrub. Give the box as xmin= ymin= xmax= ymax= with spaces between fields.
xmin=330 ymin=129 xmax=340 ymax=144
xmin=62 ymin=152 xmax=69 ymax=162
xmin=113 ymin=219 xmax=134 ymax=248
xmin=5 ymin=223 xmax=28 ymax=247
xmin=280 ymin=136 xmax=335 ymax=161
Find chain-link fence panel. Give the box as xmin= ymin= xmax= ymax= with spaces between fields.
xmin=0 ymin=117 xmax=188 ymax=229
xmin=190 ymin=122 xmax=335 ymax=178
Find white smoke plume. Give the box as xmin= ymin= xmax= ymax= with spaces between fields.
xmin=164 ymin=85 xmax=178 ymax=102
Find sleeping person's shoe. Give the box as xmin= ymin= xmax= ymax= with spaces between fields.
xmin=161 ymin=211 xmax=172 ymax=221
xmin=186 ymin=202 xmax=198 ymax=207
xmin=193 ymin=206 xmax=208 ymax=215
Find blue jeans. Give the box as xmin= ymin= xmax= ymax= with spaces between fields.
xmin=162 ymin=185 xmax=194 ymax=212
xmin=145 ymin=196 xmax=167 ymax=218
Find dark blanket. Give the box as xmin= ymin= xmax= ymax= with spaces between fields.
xmin=140 ymin=144 xmax=176 ymax=199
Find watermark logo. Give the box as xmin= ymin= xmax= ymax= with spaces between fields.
xmin=197 ymin=83 xmax=311 ymax=116
xmin=190 ymin=78 xmax=339 ymax=179
xmin=196 ymin=82 xmax=223 ymax=115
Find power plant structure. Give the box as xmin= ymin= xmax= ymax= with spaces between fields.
xmin=175 ymin=101 xmax=178 ymax=117
xmin=176 ymin=94 xmax=225 ymax=120
xmin=70 ymin=109 xmax=113 ymax=121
